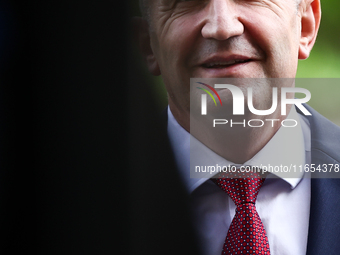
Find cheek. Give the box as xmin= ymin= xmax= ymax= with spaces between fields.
xmin=243 ymin=11 xmax=300 ymax=77
xmin=159 ymin=17 xmax=203 ymax=111
xmin=160 ymin=15 xmax=202 ymax=70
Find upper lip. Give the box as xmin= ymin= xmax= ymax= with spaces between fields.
xmin=200 ymin=54 xmax=253 ymax=68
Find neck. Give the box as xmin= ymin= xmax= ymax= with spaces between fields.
xmin=170 ymin=102 xmax=292 ymax=164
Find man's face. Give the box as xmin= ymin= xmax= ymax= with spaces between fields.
xmin=142 ymin=0 xmax=318 ymax=126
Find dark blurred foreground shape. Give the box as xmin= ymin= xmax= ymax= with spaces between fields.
xmin=128 ymin=30 xmax=201 ymax=255
xmin=1 ymin=0 xmax=127 ymax=253
xmin=0 ymin=0 xmax=199 ymax=254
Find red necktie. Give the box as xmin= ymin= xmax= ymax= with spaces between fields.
xmin=213 ymin=171 xmax=270 ymax=255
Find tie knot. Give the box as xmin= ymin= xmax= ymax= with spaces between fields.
xmin=212 ymin=170 xmax=265 ymax=206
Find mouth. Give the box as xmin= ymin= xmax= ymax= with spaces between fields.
xmin=202 ymin=59 xmax=251 ymax=69
xmin=197 ymin=55 xmax=255 ymax=77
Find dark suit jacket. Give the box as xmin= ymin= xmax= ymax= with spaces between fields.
xmin=300 ymin=105 xmax=340 ymax=255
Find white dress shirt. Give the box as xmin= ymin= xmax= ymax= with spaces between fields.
xmin=167 ymin=106 xmax=311 ymax=255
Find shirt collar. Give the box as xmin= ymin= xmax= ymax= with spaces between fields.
xmin=167 ymin=106 xmax=309 ymax=193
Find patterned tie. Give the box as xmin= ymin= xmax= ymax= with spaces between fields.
xmin=213 ymin=171 xmax=270 ymax=255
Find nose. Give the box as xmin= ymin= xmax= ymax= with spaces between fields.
xmin=201 ymin=0 xmax=244 ymax=40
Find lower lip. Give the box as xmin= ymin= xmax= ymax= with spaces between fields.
xmin=199 ymin=61 xmax=252 ymax=77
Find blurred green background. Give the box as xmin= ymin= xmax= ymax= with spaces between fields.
xmin=129 ymin=1 xmax=340 ymax=126
xmin=296 ymin=1 xmax=340 ymax=126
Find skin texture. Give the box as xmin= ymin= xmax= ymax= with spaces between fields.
xmin=136 ymin=0 xmax=321 ymax=163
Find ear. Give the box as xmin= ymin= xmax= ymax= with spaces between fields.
xmin=298 ymin=0 xmax=321 ymax=60
xmin=132 ymin=17 xmax=161 ymax=76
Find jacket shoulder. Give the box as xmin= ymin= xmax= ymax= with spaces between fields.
xmin=297 ymin=104 xmax=340 ymax=164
